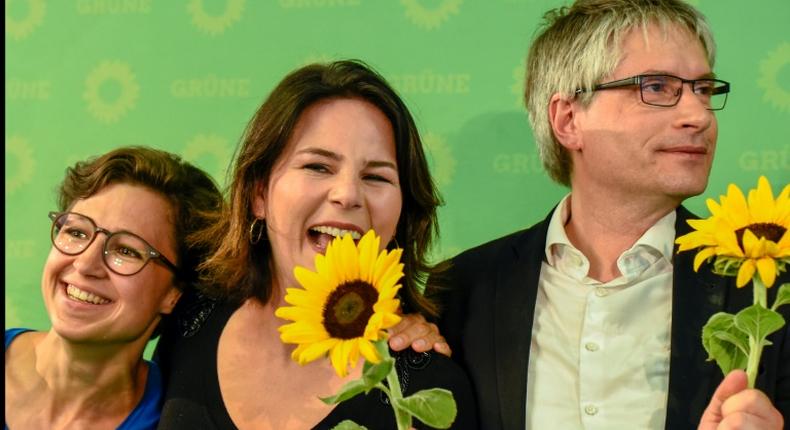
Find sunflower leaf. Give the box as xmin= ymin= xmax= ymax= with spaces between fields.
xmin=733 ymin=304 xmax=786 ymax=344
xmin=712 ymin=331 xmax=749 ymax=357
xmin=363 ymin=357 xmax=394 ymax=387
xmin=331 ymin=420 xmax=367 ymax=430
xmin=393 ymin=388 xmax=457 ymax=429
xmin=701 ymin=312 xmax=748 ymax=374
xmin=320 ymin=378 xmax=371 ymax=405
xmin=320 ymin=356 xmax=395 ymax=405
xmin=771 ymin=283 xmax=790 ymax=311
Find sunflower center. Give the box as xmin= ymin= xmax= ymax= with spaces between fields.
xmin=735 ymin=223 xmax=786 ymax=249
xmin=323 ymin=280 xmax=378 ymax=340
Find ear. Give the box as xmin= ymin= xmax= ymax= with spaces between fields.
xmin=251 ymin=180 xmax=267 ymax=220
xmin=548 ymin=93 xmax=583 ymax=151
xmin=159 ymin=287 xmax=182 ymax=315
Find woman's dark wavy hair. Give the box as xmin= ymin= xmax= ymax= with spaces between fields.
xmin=198 ymin=59 xmax=443 ymax=317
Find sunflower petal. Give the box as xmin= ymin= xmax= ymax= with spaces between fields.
xmin=298 ymin=338 xmax=340 ymax=363
xmin=347 ymin=340 xmax=361 ymax=369
xmin=748 ymin=176 xmax=775 ymax=223
xmin=756 ymin=257 xmax=777 ymax=287
xmin=279 ymin=321 xmax=329 ymax=343
xmin=706 ymin=197 xmax=723 ymax=217
xmin=294 ymin=268 xmax=332 ymax=295
xmin=330 ymin=341 xmax=350 ymax=377
xmin=358 ymin=230 xmax=380 ymax=283
xmin=337 ymin=233 xmax=360 ymax=282
xmin=691 ymin=247 xmax=715 ymax=271
xmin=736 ymin=260 xmax=756 ymax=288
xmin=275 ymin=306 xmax=323 ymax=324
xmin=358 ymin=339 xmax=380 ymax=363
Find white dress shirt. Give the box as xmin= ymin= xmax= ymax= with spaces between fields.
xmin=525 ymin=195 xmax=676 ymax=430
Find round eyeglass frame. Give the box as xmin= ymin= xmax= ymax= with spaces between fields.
xmin=48 ymin=211 xmax=180 ymax=277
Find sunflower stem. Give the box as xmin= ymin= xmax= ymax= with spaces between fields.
xmin=381 ymin=347 xmax=411 ymax=430
xmin=745 ymin=336 xmax=762 ymax=389
xmin=753 ymin=275 xmax=767 ymax=308
xmin=745 ymin=276 xmax=768 ymax=389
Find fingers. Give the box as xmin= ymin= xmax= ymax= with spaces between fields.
xmin=699 ymin=369 xmax=784 ymax=430
xmin=388 ymin=314 xmax=430 ymax=350
xmin=719 ymin=388 xmax=784 ymax=430
xmin=699 ymin=370 xmax=747 ymax=430
xmin=387 ymin=313 xmax=451 ymax=356
xmin=432 ymin=339 xmax=453 ymax=357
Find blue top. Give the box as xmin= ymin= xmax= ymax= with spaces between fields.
xmin=5 ymin=328 xmax=163 ymax=430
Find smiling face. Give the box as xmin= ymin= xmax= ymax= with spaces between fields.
xmin=253 ymin=97 xmax=402 ymax=291
xmin=569 ymin=23 xmax=718 ymax=205
xmin=41 ymin=183 xmax=182 ymax=344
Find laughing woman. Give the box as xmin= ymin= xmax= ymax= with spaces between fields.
xmin=5 ymin=147 xmax=223 ymax=430
xmin=156 ymin=60 xmax=478 ymax=429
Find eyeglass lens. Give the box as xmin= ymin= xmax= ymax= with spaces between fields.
xmin=51 ymin=212 xmax=153 ymax=275
xmin=640 ymin=75 xmax=727 ymax=109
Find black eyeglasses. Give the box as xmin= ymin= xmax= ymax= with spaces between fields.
xmin=49 ymin=211 xmax=179 ymax=276
xmin=575 ymin=74 xmax=730 ymax=111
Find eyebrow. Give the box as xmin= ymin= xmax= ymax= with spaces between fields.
xmin=642 ymin=69 xmax=717 ymax=79
xmin=296 ymin=147 xmax=398 ymax=170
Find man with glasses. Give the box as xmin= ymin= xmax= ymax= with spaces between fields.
xmin=430 ymin=1 xmax=787 ymax=429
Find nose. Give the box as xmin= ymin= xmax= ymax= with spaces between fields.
xmin=328 ymin=172 xmax=363 ymax=210
xmin=673 ymin=83 xmax=713 ymax=131
xmin=72 ymin=236 xmax=108 ymax=277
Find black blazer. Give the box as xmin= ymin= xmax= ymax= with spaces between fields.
xmin=431 ymin=206 xmax=789 ymax=430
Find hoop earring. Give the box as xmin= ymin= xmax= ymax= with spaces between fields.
xmin=249 ymin=218 xmax=266 ymax=245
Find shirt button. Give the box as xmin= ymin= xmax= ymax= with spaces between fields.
xmin=584 ymin=342 xmax=599 ymax=352
xmin=584 ymin=405 xmax=598 ymax=415
xmin=594 ymin=287 xmax=608 ymax=297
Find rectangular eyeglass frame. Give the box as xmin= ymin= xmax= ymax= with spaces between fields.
xmin=575 ymin=74 xmax=731 ymax=111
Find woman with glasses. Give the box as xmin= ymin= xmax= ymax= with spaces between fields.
xmin=4 ymin=146 xmax=223 ymax=430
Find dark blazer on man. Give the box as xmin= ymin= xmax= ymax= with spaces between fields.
xmin=431 ymin=206 xmax=789 ymax=430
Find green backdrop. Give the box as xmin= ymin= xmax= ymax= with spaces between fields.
xmin=6 ymin=0 xmax=790 ymax=343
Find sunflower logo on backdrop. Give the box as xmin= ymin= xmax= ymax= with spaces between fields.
xmin=187 ymin=0 xmax=245 ymax=36
xmin=182 ymin=134 xmax=232 ymax=184
xmin=5 ymin=0 xmax=46 ymax=40
xmin=5 ymin=135 xmax=36 ymax=195
xmin=423 ymin=132 xmax=456 ymax=188
xmin=757 ymin=42 xmax=790 ymax=113
xmin=401 ymin=0 xmax=462 ymax=30
xmin=83 ymin=61 xmax=140 ymax=123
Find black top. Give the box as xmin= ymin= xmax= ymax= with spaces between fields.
xmin=155 ymin=292 xmax=479 ymax=429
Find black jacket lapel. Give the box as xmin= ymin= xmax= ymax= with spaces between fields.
xmin=495 ymin=211 xmax=552 ymax=430
xmin=665 ymin=206 xmax=728 ymax=429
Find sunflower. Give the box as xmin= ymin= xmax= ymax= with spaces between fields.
xmin=275 ymin=230 xmax=404 ymax=377
xmin=676 ymin=176 xmax=790 ymax=287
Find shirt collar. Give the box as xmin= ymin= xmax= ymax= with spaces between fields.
xmin=544 ymin=194 xmax=677 ymax=279
xmin=545 ymin=194 xmax=574 ymax=266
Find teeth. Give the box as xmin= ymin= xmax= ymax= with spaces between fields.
xmin=311 ymin=226 xmax=361 ymax=240
xmin=66 ymin=284 xmax=110 ymax=305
